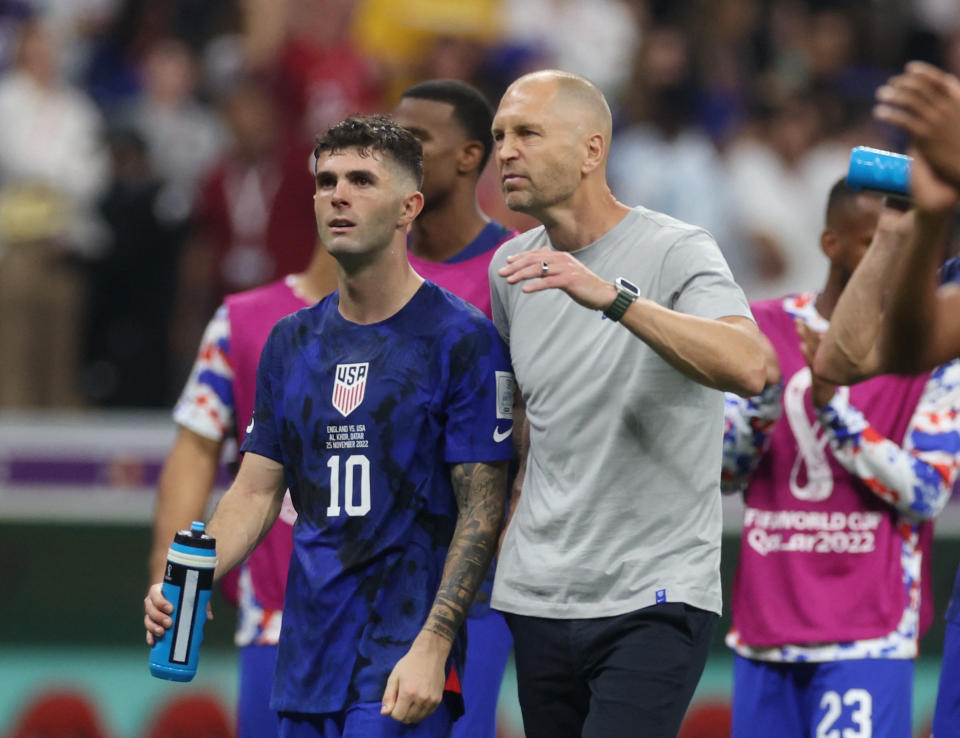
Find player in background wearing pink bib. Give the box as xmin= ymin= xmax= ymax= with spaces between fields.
xmin=148 ymin=79 xmax=515 ymax=738
xmin=812 ymin=62 xmax=960 ymax=738
xmin=722 ymin=179 xmax=960 ymax=738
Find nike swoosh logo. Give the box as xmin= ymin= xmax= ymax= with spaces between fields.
xmin=246 ymin=417 xmax=255 ymax=434
xmin=493 ymin=425 xmax=513 ymax=443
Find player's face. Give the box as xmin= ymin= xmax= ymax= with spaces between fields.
xmin=392 ymin=97 xmax=463 ymax=209
xmin=314 ymin=147 xmax=415 ymax=260
xmin=491 ymin=81 xmax=583 ymax=215
xmin=825 ymin=194 xmax=882 ymax=277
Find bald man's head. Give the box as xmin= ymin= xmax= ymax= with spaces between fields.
xmin=504 ymin=70 xmax=613 ymax=147
xmin=492 ymin=70 xmax=614 ymax=215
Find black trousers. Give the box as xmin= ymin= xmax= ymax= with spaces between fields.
xmin=505 ymin=602 xmax=717 ymax=738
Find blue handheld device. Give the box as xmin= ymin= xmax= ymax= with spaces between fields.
xmin=149 ymin=521 xmax=217 ymax=682
xmin=846 ymin=146 xmax=912 ymax=198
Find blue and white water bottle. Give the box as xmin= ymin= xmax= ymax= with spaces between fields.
xmin=846 ymin=146 xmax=912 ymax=198
xmin=149 ymin=521 xmax=217 ymax=682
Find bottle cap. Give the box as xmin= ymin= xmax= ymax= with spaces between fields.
xmin=174 ymin=522 xmax=216 ymax=549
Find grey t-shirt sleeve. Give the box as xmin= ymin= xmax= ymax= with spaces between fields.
xmin=489 ymin=249 xmax=511 ymax=344
xmin=661 ymin=230 xmax=753 ymax=321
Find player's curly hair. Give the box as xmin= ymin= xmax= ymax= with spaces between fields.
xmin=314 ymin=114 xmax=423 ymax=188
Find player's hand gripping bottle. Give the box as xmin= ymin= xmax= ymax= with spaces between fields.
xmin=149 ymin=521 xmax=217 ymax=681
xmin=846 ymin=146 xmax=912 ymax=199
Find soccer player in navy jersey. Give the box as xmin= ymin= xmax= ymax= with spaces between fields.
xmin=145 ymin=114 xmax=513 ymax=738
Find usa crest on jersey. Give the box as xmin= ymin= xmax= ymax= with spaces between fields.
xmin=332 ymin=362 xmax=369 ymax=417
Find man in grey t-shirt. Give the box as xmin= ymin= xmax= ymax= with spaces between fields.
xmin=488 ymin=70 xmax=774 ymax=738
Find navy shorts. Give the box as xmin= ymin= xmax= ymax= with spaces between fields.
xmin=278 ymin=701 xmax=452 ymax=738
xmin=732 ymin=655 xmax=913 ymax=738
xmin=933 ymin=562 xmax=960 ymax=737
xmin=238 ymin=644 xmax=280 ymax=738
xmin=505 ymin=602 xmax=716 ymax=738
xmin=452 ymin=610 xmax=512 ymax=738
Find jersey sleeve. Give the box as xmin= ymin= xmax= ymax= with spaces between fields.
xmin=172 ymin=305 xmax=235 ymax=441
xmin=238 ymin=321 xmax=285 ymax=464
xmin=442 ymin=318 xmax=516 ymax=464
xmin=721 ymin=383 xmax=783 ymax=493
xmin=818 ymin=359 xmax=960 ymax=521
xmin=488 ymin=251 xmax=511 ymax=345
xmin=663 ymin=230 xmax=753 ymax=321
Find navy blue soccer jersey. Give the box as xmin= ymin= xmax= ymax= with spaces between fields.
xmin=241 ymin=281 xmax=515 ymax=714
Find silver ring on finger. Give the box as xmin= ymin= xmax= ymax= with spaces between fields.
xmin=540 ymin=261 xmax=549 ymax=278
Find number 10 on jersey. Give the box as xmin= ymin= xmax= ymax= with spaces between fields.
xmin=326 ymin=454 xmax=371 ymax=516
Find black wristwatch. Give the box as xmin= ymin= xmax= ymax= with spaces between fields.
xmin=603 ymin=277 xmax=640 ymax=322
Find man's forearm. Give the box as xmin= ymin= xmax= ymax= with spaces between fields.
xmin=815 ymin=211 xmax=915 ymax=384
xmin=620 ymin=305 xmax=767 ymax=396
xmin=205 ymin=453 xmax=286 ymax=581
xmin=422 ymin=461 xmax=508 ymax=644
xmin=149 ymin=428 xmax=223 ymax=582
xmin=878 ymin=209 xmax=954 ymax=372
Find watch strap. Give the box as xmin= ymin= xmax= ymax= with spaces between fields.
xmin=603 ymin=284 xmax=636 ymax=322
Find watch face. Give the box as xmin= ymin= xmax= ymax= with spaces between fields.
xmin=616 ymin=277 xmax=639 ymax=296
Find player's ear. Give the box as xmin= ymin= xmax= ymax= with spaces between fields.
xmin=398 ymin=190 xmax=424 ymax=227
xmin=581 ymin=132 xmax=605 ymax=175
xmin=820 ymin=229 xmax=837 ymax=260
xmin=457 ymin=141 xmax=485 ymax=175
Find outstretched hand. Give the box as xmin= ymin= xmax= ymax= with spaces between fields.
xmin=908 ymin=147 xmax=960 ymax=216
xmin=498 ymin=247 xmax=618 ymax=311
xmin=875 ymin=61 xmax=960 ymax=190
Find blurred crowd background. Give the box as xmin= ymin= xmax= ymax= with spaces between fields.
xmin=2 ymin=0 xmax=960 ymax=411
xmin=4 ymin=1 xmax=960 ymax=737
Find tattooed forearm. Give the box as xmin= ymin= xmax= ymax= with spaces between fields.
xmin=423 ymin=460 xmax=508 ymax=642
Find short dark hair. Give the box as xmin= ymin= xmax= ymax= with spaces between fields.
xmin=825 ymin=177 xmax=865 ymax=228
xmin=400 ymin=79 xmax=495 ymax=170
xmin=314 ymin=114 xmax=423 ymax=188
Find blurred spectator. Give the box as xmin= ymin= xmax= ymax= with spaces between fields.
xmin=81 ymin=128 xmax=185 ymax=408
xmin=121 ymin=38 xmax=225 ymax=225
xmin=501 ymin=0 xmax=641 ymax=103
xmin=243 ymin=0 xmax=382 ymax=141
xmin=353 ymin=0 xmax=501 ymax=101
xmin=724 ymin=93 xmax=847 ymax=299
xmin=23 ymin=0 xmax=119 ymax=82
xmin=85 ymin=0 xmax=236 ymax=110
xmin=170 ymin=79 xmax=316 ymax=378
xmin=0 ymin=19 xmax=108 ymax=408
xmin=690 ymin=0 xmax=764 ymax=146
xmin=609 ymin=25 xmax=745 ymax=278
xmin=0 ymin=1 xmax=32 ymax=73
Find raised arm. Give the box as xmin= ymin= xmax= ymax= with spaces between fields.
xmin=824 ymin=61 xmax=960 ymax=375
xmin=875 ymin=154 xmax=960 ymax=372
xmin=380 ymin=459 xmax=508 ymax=724
xmin=144 ymin=451 xmax=286 ymax=645
xmin=814 ymin=206 xmax=916 ymax=384
xmin=499 ymin=246 xmax=768 ymax=396
xmin=618 ymin=310 xmax=767 ymax=396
